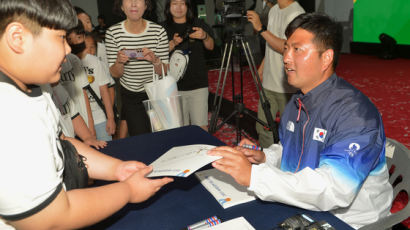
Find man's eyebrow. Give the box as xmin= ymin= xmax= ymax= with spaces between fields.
xmin=288 ymin=41 xmax=302 ymax=47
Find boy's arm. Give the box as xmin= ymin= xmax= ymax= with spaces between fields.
xmin=100 ymin=84 xmax=116 ymax=135
xmin=108 ymin=86 xmax=115 ymax=106
xmin=72 ymin=115 xmax=107 ymax=149
xmin=10 ymin=167 xmax=172 ymax=230
xmin=83 ymin=89 xmax=96 ymax=137
xmin=67 ymin=136 xmax=130 ymax=180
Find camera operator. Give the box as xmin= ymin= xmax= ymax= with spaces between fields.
xmin=256 ymin=0 xmax=276 ymax=54
xmin=161 ymin=0 xmax=215 ymax=131
xmin=247 ymin=0 xmax=304 ymax=148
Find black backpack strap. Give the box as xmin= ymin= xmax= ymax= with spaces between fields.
xmin=84 ymin=85 xmax=107 ymax=117
xmin=85 ymin=84 xmax=119 ymax=123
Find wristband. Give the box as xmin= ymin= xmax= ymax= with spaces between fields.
xmin=202 ymin=32 xmax=208 ymax=41
xmin=257 ymin=25 xmax=267 ymax=36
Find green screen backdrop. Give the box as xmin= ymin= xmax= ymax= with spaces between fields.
xmin=353 ymin=0 xmax=410 ymax=45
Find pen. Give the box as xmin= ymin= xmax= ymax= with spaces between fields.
xmin=240 ymin=144 xmax=263 ymax=151
xmin=186 ymin=216 xmax=222 ymax=230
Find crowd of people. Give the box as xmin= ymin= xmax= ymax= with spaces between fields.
xmin=0 ymin=0 xmax=393 ymax=229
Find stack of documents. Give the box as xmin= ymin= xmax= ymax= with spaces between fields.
xmin=195 ymin=168 xmax=256 ymax=209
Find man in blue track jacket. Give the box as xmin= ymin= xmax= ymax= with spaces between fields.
xmin=208 ymin=13 xmax=393 ymax=229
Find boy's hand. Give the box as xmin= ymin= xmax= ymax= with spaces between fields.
xmin=83 ymin=137 xmax=107 ymax=149
xmin=106 ymin=117 xmax=116 ymax=135
xmin=208 ymin=146 xmax=252 ymax=187
xmin=115 ymin=161 xmax=147 ymax=181
xmin=124 ymin=166 xmax=173 ymax=203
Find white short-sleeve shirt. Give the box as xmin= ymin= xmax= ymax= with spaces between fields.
xmin=60 ymin=53 xmax=91 ymax=127
xmin=0 ymin=75 xmax=64 ymax=224
xmin=82 ymin=54 xmax=111 ymax=124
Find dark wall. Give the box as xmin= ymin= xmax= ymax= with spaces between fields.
xmin=97 ymin=0 xmax=158 ymax=26
xmin=298 ymin=0 xmax=315 ymax=13
xmin=97 ymin=0 xmax=124 ymax=27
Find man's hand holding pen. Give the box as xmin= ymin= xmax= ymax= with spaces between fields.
xmin=208 ymin=138 xmax=266 ymax=187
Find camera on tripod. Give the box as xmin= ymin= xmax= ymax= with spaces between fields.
xmin=210 ymin=0 xmax=278 ymax=144
xmin=216 ymin=0 xmax=251 ymax=35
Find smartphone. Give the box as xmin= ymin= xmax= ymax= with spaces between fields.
xmin=181 ymin=27 xmax=194 ymax=39
xmin=123 ymin=49 xmax=143 ymax=58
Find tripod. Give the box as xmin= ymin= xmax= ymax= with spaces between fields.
xmin=209 ymin=33 xmax=278 ymax=144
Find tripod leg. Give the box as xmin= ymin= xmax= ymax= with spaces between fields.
xmin=212 ymin=42 xmax=229 ymax=107
xmin=241 ymin=39 xmax=279 ymax=143
xmin=209 ymin=41 xmax=234 ymax=133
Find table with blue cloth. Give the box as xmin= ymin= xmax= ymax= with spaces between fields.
xmin=86 ymin=125 xmax=353 ymax=230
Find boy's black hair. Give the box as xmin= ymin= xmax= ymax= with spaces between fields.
xmin=74 ymin=6 xmax=88 ymax=16
xmin=164 ymin=0 xmax=195 ymax=26
xmin=67 ymin=20 xmax=86 ymax=37
xmin=285 ymin=13 xmax=343 ymax=69
xmin=0 ymin=0 xmax=77 ymax=36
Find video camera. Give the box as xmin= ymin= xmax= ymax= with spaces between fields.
xmin=216 ymin=0 xmax=252 ymax=35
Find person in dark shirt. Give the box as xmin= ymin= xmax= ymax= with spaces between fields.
xmin=94 ymin=15 xmax=108 ymax=41
xmin=161 ymin=0 xmax=214 ymax=131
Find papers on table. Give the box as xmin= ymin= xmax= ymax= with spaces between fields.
xmin=195 ymin=168 xmax=256 ymax=209
xmin=147 ymin=144 xmax=221 ymax=178
xmin=209 ymin=217 xmax=255 ymax=230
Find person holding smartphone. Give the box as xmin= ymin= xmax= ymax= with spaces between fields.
xmin=161 ymin=0 xmax=214 ymax=131
xmin=105 ymin=0 xmax=169 ymax=136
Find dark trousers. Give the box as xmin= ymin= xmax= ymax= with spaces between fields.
xmin=120 ymin=85 xmax=151 ymax=136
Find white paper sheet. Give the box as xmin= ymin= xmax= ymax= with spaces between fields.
xmin=147 ymin=144 xmax=221 ymax=178
xmin=209 ymin=217 xmax=255 ymax=230
xmin=196 ymin=168 xmax=256 ymax=209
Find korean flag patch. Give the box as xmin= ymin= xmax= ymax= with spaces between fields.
xmin=313 ymin=128 xmax=327 ymax=142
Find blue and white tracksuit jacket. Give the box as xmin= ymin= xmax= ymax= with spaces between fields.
xmin=248 ymin=74 xmax=393 ymax=229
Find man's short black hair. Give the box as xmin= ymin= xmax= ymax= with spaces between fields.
xmin=0 ymin=0 xmax=77 ymax=36
xmin=285 ymin=13 xmax=343 ymax=69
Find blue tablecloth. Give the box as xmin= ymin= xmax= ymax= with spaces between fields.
xmin=86 ymin=125 xmax=353 ymax=230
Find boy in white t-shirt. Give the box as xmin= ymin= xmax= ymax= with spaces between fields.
xmin=0 ymin=0 xmax=173 ymax=229
xmin=60 ymin=52 xmax=97 ymax=137
xmin=75 ymin=6 xmax=117 ymax=115
xmin=41 ymin=83 xmax=107 ymax=149
xmin=68 ymin=23 xmax=116 ymax=141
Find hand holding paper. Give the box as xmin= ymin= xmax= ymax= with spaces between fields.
xmin=147 ymin=144 xmax=221 ymax=178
